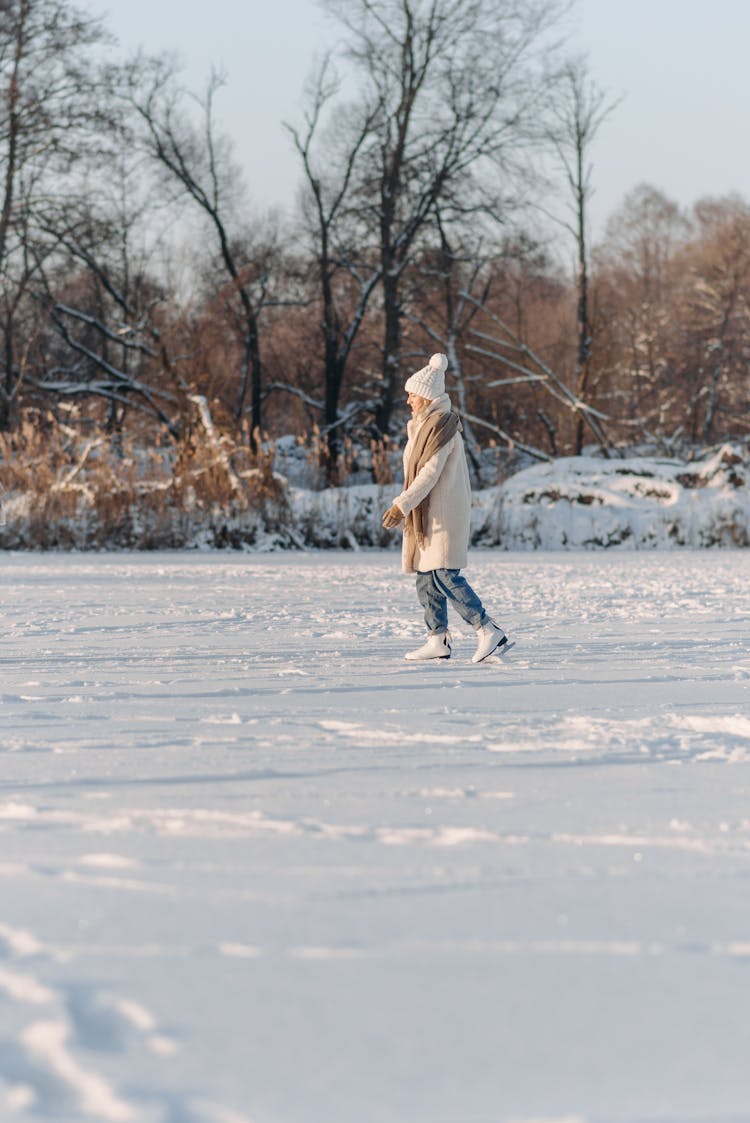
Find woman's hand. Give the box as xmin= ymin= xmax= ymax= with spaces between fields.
xmin=382 ymin=504 xmax=404 ymax=529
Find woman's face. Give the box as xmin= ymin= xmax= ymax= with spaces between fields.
xmin=407 ymin=392 xmax=431 ymax=416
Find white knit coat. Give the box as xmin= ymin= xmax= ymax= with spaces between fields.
xmin=393 ymin=393 xmax=472 ymax=574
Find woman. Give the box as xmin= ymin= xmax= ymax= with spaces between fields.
xmin=382 ymin=352 xmax=509 ymax=663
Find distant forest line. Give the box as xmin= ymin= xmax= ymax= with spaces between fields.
xmin=2 ymin=0 xmax=749 ymax=500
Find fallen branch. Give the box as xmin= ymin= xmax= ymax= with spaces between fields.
xmin=51 ymin=438 xmax=105 ymax=492
xmin=458 ymin=410 xmax=552 ymax=462
xmin=188 ymin=394 xmax=242 ymax=494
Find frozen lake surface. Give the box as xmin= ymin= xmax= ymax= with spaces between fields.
xmin=1 ymin=549 xmax=750 ymax=1123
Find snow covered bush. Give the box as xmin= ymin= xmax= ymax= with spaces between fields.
xmin=488 ymin=444 xmax=750 ymax=549
xmin=290 ymin=483 xmax=395 ymax=549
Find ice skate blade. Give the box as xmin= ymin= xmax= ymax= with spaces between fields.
xmin=473 ymin=638 xmax=515 ymax=665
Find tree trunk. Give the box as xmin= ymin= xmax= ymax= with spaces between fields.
xmin=0 ymin=3 xmax=24 ymax=269
xmin=449 ymin=343 xmax=482 ymax=485
xmin=574 ymin=155 xmax=591 ymax=456
xmin=375 ymin=269 xmax=401 ymax=436
xmin=250 ymin=338 xmax=262 ymax=448
xmin=1 ymin=327 xmax=15 ymax=432
xmin=702 ymin=304 xmax=733 ymax=445
xmin=237 ymin=314 xmax=261 ymax=450
xmin=324 ymin=340 xmax=344 ymax=478
xmin=702 ymin=357 xmax=722 ymax=445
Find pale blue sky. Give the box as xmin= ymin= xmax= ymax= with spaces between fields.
xmin=88 ymin=0 xmax=749 ymax=239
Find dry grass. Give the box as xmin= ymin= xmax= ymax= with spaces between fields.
xmin=0 ymin=397 xmax=399 ymax=551
xmin=300 ymin=426 xmax=395 ymax=488
xmin=0 ymin=407 xmax=292 ymax=551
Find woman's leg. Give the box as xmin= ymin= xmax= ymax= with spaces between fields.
xmin=416 ymin=570 xmax=449 ymax=633
xmin=433 ymin=568 xmax=507 ymax=662
xmin=432 ymin=568 xmax=486 ymax=628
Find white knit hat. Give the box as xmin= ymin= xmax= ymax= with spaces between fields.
xmin=404 ymin=353 xmax=449 ymax=399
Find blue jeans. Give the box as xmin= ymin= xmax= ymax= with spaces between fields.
xmin=416 ymin=568 xmax=487 ymax=634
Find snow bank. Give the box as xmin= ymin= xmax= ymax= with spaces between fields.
xmin=290 ymin=483 xmax=392 ymax=549
xmin=284 ymin=444 xmax=750 ymax=553
xmin=1 ymin=443 xmax=748 ymax=551
xmin=488 ymin=444 xmax=750 ymax=549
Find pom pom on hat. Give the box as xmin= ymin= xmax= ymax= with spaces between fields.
xmin=404 ymin=352 xmax=448 ymax=400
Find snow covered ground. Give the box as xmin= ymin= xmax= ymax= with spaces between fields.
xmin=1 ymin=548 xmax=750 ymax=1123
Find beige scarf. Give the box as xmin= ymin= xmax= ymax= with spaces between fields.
xmin=403 ymin=405 xmax=461 ymax=549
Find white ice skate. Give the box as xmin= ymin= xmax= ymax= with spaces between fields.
xmin=472 ymin=619 xmax=508 ymax=664
xmin=404 ymin=632 xmax=452 ymax=661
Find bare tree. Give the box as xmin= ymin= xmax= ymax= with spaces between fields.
xmin=129 ymin=62 xmax=273 ymax=449
xmin=403 ymin=214 xmax=493 ymax=479
xmin=324 ymin=0 xmax=567 ymax=437
xmin=682 ymin=196 xmax=750 ymax=443
xmin=31 ymin=183 xmax=185 ymax=438
xmin=544 ymin=58 xmax=619 ymax=453
xmin=408 ymin=221 xmax=585 ymax=463
xmin=0 ymin=0 xmax=117 ymax=429
xmin=285 ymin=59 xmax=382 ymax=476
xmin=597 ymin=185 xmax=690 ymax=434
